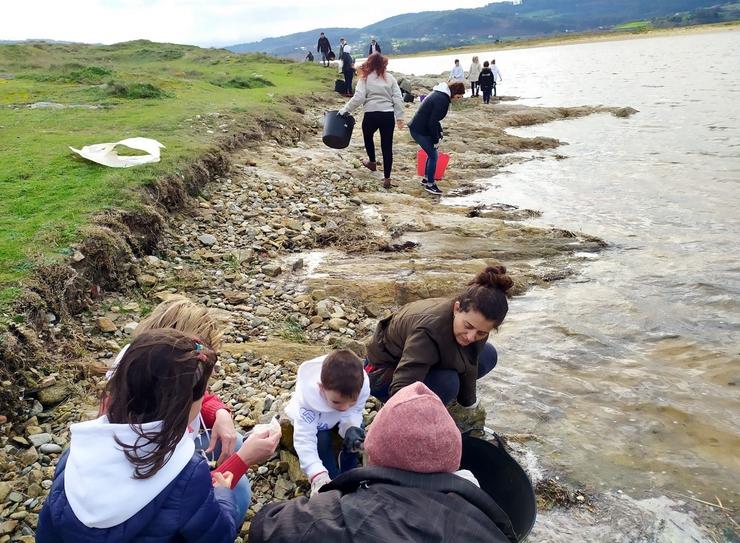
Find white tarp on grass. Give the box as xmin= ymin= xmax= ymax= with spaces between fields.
xmin=70 ymin=137 xmax=164 ymax=168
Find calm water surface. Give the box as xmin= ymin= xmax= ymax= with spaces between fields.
xmin=391 ymin=32 xmax=740 ymax=505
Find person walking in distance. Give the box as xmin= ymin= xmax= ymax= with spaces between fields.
xmin=340 ymin=45 xmax=355 ymax=96
xmin=368 ymin=37 xmax=381 ymax=55
xmin=468 ymin=56 xmax=482 ymax=97
xmin=478 ymin=61 xmax=495 ymax=104
xmin=317 ymin=32 xmax=331 ymax=67
xmin=338 ymin=53 xmax=405 ymax=190
xmin=490 ymin=58 xmax=503 ymax=96
xmin=450 ymin=59 xmax=464 ymax=82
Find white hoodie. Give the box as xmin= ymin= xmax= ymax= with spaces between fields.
xmin=64 ymin=415 xmax=195 ymax=528
xmin=284 ymin=355 xmax=370 ymax=478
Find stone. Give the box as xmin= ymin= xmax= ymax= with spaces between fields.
xmin=123 ymin=321 xmax=139 ymax=334
xmin=198 ymin=233 xmax=217 ymax=246
xmin=27 ymin=433 xmax=52 ymax=447
xmin=291 ymin=258 xmax=304 ymax=271
xmin=20 ymin=446 xmax=38 ymax=466
xmin=37 ymin=383 xmax=71 ymax=407
xmin=138 ymin=274 xmax=158 ymax=286
xmin=327 ymin=318 xmax=348 ymax=331
xmin=0 ymin=481 xmax=10 ymax=502
xmin=254 ymin=306 xmax=271 ymax=317
xmin=0 ymin=521 xmax=18 ymax=536
xmin=95 ymin=317 xmax=117 ymax=333
xmin=39 ymin=443 xmax=62 ymax=454
xmin=261 ymin=263 xmax=282 ymax=277
xmin=224 ymin=291 xmax=249 ymax=304
xmin=273 ymin=477 xmax=295 ymax=500
xmin=71 ymin=250 xmax=85 ymax=262
xmin=7 ymin=491 xmax=24 ymax=503
xmin=315 ymin=300 xmax=332 ymax=319
xmin=27 ymin=483 xmax=42 ymax=498
xmin=279 ymin=450 xmax=307 ymax=484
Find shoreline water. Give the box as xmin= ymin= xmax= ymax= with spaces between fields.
xmin=0 ymin=81 xmax=732 ymax=541
xmin=393 ymin=21 xmax=740 ymax=60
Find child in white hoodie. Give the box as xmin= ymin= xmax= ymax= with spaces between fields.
xmin=285 ymin=349 xmax=370 ymax=495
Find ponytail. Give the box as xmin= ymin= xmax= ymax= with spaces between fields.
xmin=455 ymin=265 xmax=513 ymax=326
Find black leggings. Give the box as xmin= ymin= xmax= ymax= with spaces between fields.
xmin=362 ymin=111 xmax=395 ymax=179
xmin=471 ymin=81 xmax=479 ymax=95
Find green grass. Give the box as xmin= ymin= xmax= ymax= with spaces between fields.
xmin=614 ymin=20 xmax=653 ymax=31
xmin=0 ymin=40 xmax=333 ymax=306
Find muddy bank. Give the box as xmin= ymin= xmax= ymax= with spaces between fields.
xmin=3 ymin=87 xmax=714 ymax=543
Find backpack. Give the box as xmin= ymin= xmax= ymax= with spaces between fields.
xmin=334 ymin=79 xmax=347 ymax=94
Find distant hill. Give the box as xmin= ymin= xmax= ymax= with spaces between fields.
xmin=228 ymin=0 xmax=740 ymax=58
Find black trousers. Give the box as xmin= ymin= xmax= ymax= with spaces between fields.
xmin=362 ymin=111 xmax=395 ymax=179
xmin=470 ymin=81 xmax=479 ymax=96
xmin=343 ymin=69 xmax=354 ymax=93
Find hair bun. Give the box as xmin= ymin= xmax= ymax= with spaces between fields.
xmin=472 ymin=265 xmax=514 ymax=293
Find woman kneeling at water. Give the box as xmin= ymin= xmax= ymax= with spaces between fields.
xmin=365 ymin=265 xmax=513 ymax=411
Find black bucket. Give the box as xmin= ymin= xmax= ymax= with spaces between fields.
xmin=460 ymin=434 xmax=537 ymax=541
xmin=322 ymin=110 xmax=355 ymax=149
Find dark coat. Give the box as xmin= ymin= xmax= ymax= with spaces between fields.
xmin=36 ymin=451 xmax=238 ymax=543
xmin=478 ymin=68 xmax=494 ymax=91
xmin=248 ymin=467 xmax=517 ymax=543
xmin=407 ymin=89 xmax=451 ymax=144
xmin=368 ymin=42 xmax=382 ymax=55
xmin=317 ymin=36 xmax=331 ymax=53
xmin=365 ymin=297 xmax=487 ymax=406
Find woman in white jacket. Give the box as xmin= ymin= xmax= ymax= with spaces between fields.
xmin=468 ymin=56 xmax=482 ymax=97
xmin=339 ymin=53 xmax=405 ymax=189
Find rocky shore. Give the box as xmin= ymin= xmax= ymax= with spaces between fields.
xmin=0 ymin=80 xmax=673 ymax=542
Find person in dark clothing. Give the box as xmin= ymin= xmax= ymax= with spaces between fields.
xmin=365 ymin=265 xmax=513 ymax=409
xmin=248 ymin=382 xmax=518 ymax=543
xmin=316 ymin=32 xmax=331 ymax=67
xmin=305 ymin=51 xmax=314 ymax=63
xmin=478 ymin=60 xmax=495 ymax=104
xmin=340 ymin=45 xmax=355 ymax=97
xmin=407 ymin=80 xmax=465 ymax=195
xmin=368 ymin=37 xmax=381 ymax=55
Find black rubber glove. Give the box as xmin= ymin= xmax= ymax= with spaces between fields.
xmin=343 ymin=426 xmax=365 ymax=453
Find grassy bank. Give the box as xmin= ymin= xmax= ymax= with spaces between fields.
xmin=395 ymin=20 xmax=740 ymax=59
xmin=0 ymin=40 xmax=333 ymax=306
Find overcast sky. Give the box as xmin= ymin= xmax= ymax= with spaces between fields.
xmin=1 ymin=0 xmax=492 ymax=47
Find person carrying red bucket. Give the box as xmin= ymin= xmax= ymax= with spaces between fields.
xmin=407 ymin=81 xmax=466 ymax=195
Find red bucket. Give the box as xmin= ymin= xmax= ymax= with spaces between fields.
xmin=416 ymin=149 xmax=450 ymax=180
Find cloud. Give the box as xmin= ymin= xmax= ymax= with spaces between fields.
xmin=1 ymin=0 xmax=491 ymax=46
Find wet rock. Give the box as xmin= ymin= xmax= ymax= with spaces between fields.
xmin=37 ymin=384 xmax=72 ymax=407
xmin=95 ymin=317 xmax=117 ymax=333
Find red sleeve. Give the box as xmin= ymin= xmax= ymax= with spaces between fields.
xmin=200 ymin=392 xmax=229 ymax=428
xmin=213 ymin=453 xmax=249 ymax=490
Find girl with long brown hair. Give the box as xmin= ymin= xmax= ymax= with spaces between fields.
xmin=339 ymin=53 xmax=405 ymax=189
xmin=37 ymin=329 xmax=279 ymax=542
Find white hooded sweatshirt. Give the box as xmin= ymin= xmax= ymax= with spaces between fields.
xmin=284 ymin=355 xmax=370 ymax=479
xmin=64 ymin=415 xmax=195 ymax=529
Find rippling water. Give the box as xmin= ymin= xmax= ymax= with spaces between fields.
xmin=391 ymin=31 xmax=740 ymax=506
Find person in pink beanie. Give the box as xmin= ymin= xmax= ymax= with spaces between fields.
xmin=248 ymin=382 xmax=517 ymax=543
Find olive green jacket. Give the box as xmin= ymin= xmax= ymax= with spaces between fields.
xmin=365 ymin=298 xmax=487 ymax=406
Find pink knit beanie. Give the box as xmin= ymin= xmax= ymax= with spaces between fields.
xmin=365 ymin=382 xmax=462 ymax=473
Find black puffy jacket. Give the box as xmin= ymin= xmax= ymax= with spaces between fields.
xmin=248 ymin=467 xmax=517 ymax=543
xmin=407 ymin=88 xmax=451 ymax=144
